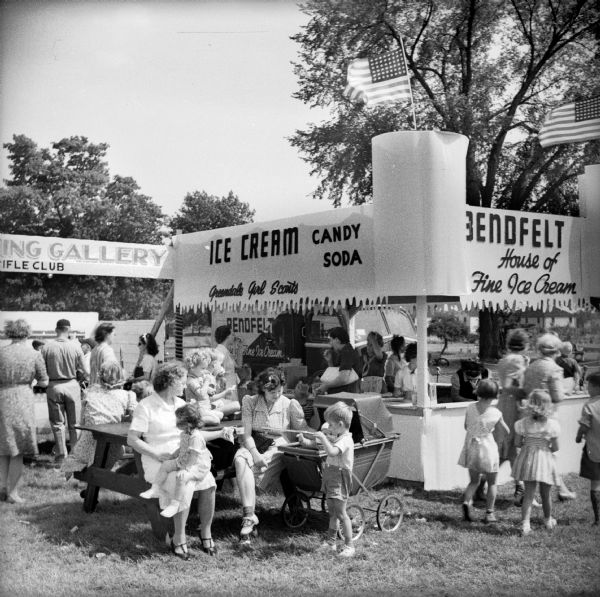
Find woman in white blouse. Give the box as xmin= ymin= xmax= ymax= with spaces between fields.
xmin=393 ymin=343 xmax=428 ymax=400
xmin=133 ymin=333 xmax=159 ymax=382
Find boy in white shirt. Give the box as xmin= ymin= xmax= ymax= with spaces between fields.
xmin=299 ymin=401 xmax=356 ymax=557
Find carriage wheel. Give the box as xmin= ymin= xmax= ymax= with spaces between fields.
xmin=376 ymin=494 xmax=404 ymax=532
xmin=281 ymin=492 xmax=310 ymax=529
xmin=321 ymin=495 xmax=327 ymax=513
xmin=337 ymin=504 xmax=365 ymax=542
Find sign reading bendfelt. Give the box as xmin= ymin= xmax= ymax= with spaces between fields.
xmin=464 ymin=207 xmax=584 ymax=308
xmin=0 ymin=234 xmax=175 ymax=279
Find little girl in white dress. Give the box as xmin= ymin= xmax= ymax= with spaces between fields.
xmin=458 ymin=379 xmax=509 ymax=523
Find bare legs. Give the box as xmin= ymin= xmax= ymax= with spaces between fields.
xmin=234 ymin=456 xmax=256 ymax=509
xmin=485 ymin=472 xmax=498 ymax=515
xmin=462 ymin=470 xmax=482 ymax=520
xmin=521 ymin=481 xmax=554 ymax=534
xmin=197 ymin=486 xmax=215 ymax=540
xmin=327 ymin=498 xmax=352 ymax=547
xmin=590 ymin=480 xmax=600 ymax=525
xmin=0 ymin=455 xmax=24 ymax=502
xmin=0 ymin=456 xmax=8 ymax=497
xmin=462 ymin=470 xmax=498 ymax=521
xmin=219 ymin=400 xmax=241 ymax=417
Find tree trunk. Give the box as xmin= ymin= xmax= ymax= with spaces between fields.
xmin=441 ymin=337 xmax=448 ymax=355
xmin=479 ymin=308 xmax=503 ymax=361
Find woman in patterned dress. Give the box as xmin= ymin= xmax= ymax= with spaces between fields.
xmin=62 ymin=360 xmax=137 ymax=477
xmin=0 ymin=319 xmax=48 ymax=503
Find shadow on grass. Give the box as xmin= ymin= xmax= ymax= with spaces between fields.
xmin=23 ymin=496 xmax=172 ymax=561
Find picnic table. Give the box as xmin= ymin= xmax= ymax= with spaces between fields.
xmin=74 ymin=420 xmax=239 ymax=539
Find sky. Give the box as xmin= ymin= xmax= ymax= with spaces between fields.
xmin=0 ymin=0 xmax=333 ymax=224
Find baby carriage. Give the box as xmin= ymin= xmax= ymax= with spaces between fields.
xmin=278 ymin=393 xmax=403 ymax=540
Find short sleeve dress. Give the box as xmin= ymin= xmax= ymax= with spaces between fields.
xmin=63 ymin=386 xmax=137 ymax=473
xmin=512 ymin=417 xmax=560 ymax=485
xmin=496 ymin=352 xmax=529 ymax=462
xmin=129 ymin=394 xmax=215 ymax=511
xmin=0 ymin=342 xmax=48 ymax=457
xmin=458 ymin=403 xmax=504 ymax=473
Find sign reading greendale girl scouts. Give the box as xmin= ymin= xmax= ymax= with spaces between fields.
xmin=462 ymin=206 xmax=586 ymax=310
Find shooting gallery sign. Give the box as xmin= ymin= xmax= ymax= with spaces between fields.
xmin=175 ymin=204 xmax=377 ymax=310
xmin=0 ymin=234 xmax=175 ymax=279
xmin=462 ymin=207 xmax=585 ymax=310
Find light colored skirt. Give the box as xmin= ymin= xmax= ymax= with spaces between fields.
xmin=512 ymin=446 xmax=559 ymax=485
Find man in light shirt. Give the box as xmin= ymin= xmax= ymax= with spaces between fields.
xmin=41 ymin=319 xmax=86 ymax=463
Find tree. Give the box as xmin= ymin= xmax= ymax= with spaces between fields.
xmin=168 ymin=191 xmax=255 ymax=329
xmin=169 ymin=190 xmax=255 ymax=234
xmin=290 ymin=0 xmax=600 ymax=212
xmin=427 ymin=312 xmax=469 ymax=355
xmin=0 ymin=134 xmax=170 ymax=319
xmin=290 ymin=0 xmax=599 ymax=361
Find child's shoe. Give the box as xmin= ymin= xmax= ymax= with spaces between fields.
xmin=221 ymin=427 xmax=235 ymax=443
xmin=318 ymin=541 xmax=337 ymax=552
xmin=160 ymin=501 xmax=181 ymax=518
xmin=558 ymin=489 xmax=576 ymax=501
xmin=338 ymin=545 xmax=355 ymax=558
xmin=484 ymin=511 xmax=497 ymax=523
xmin=544 ymin=517 xmax=557 ymax=530
xmin=520 ymin=522 xmax=532 ymax=536
xmin=462 ymin=502 xmax=472 ymax=522
xmin=240 ymin=514 xmax=259 ymax=537
xmin=140 ymin=485 xmax=161 ymax=499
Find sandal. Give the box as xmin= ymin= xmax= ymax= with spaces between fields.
xmin=170 ymin=540 xmax=190 ymax=561
xmin=200 ymin=537 xmax=217 ymax=556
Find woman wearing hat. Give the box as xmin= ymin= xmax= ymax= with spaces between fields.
xmin=497 ymin=329 xmax=530 ymax=501
xmin=522 ymin=332 xmax=576 ymax=501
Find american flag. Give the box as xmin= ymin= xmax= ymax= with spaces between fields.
xmin=539 ymin=96 xmax=600 ymax=148
xmin=344 ymin=49 xmax=411 ymax=106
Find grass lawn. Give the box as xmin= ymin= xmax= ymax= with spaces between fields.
xmin=1 ymin=458 xmax=599 ymax=597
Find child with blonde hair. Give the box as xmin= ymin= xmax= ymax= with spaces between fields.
xmin=458 ymin=379 xmax=509 ymax=523
xmin=184 ymin=348 xmax=229 ymax=424
xmin=575 ymin=371 xmax=600 ymax=525
xmin=512 ymin=390 xmax=561 ymax=535
xmin=203 ymin=348 xmax=240 ymax=416
xmin=298 ymin=401 xmax=356 ymax=557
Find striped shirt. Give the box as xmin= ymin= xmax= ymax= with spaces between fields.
xmin=242 ymin=393 xmax=308 ymax=436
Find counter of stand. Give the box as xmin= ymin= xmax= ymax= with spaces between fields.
xmin=384 ymin=392 xmax=589 ymax=491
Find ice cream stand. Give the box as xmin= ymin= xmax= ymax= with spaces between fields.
xmin=173 ymin=131 xmax=600 ymax=490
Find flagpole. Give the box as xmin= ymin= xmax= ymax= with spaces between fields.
xmin=398 ymin=36 xmax=417 ymax=130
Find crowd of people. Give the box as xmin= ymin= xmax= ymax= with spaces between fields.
xmin=456 ymin=329 xmax=598 ymax=536
xmin=0 ymin=318 xmax=598 ymax=560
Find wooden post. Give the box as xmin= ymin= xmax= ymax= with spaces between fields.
xmin=416 ymin=295 xmax=429 ymax=408
xmin=150 ymin=283 xmax=174 ymax=338
xmin=175 ymin=308 xmax=183 ymax=361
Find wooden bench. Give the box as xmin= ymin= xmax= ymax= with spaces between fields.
xmin=74 ymin=422 xmax=238 ymax=539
